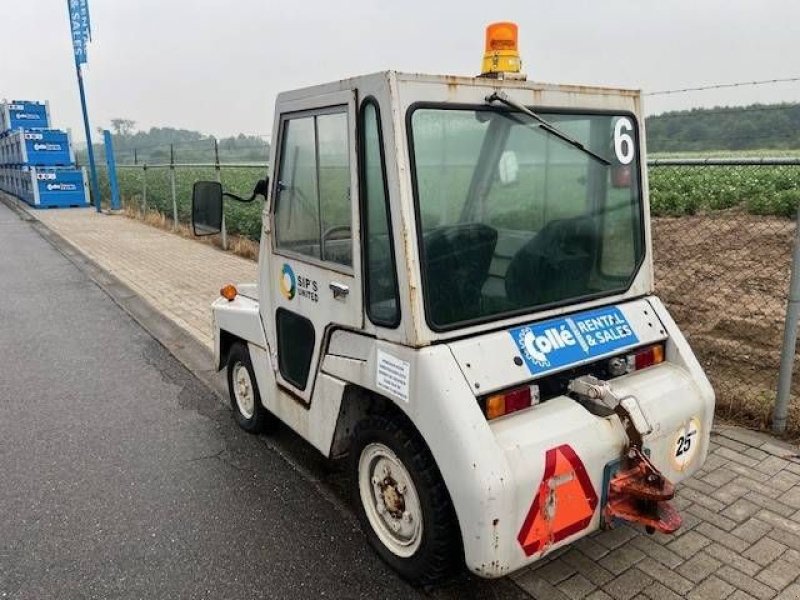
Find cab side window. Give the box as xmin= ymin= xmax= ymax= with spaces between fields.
xmin=361 ymin=100 xmax=400 ymax=326
xmin=274 ymin=109 xmax=352 ymax=267
xmin=274 ymin=116 xmax=319 ymax=259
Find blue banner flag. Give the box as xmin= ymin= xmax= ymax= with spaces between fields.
xmin=68 ymin=0 xmax=91 ymax=65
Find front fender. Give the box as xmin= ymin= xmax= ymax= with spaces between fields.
xmin=212 ymin=295 xmax=267 ymax=369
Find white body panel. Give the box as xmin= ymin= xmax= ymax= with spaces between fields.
xmin=249 ymin=344 xmax=346 ymax=455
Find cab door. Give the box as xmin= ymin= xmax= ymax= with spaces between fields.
xmin=265 ymin=91 xmax=363 ymax=403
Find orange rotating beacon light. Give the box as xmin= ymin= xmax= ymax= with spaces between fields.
xmin=480 ymin=22 xmax=525 ymax=79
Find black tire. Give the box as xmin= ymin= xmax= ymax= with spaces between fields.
xmin=350 ymin=414 xmax=462 ymax=586
xmin=226 ymin=342 xmax=277 ymax=434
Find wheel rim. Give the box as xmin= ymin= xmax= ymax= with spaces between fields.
xmin=358 ymin=442 xmax=423 ymax=558
xmin=232 ymin=362 xmax=255 ymax=419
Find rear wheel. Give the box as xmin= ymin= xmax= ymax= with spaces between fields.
xmin=351 ymin=414 xmax=461 ymax=585
xmin=226 ymin=342 xmax=277 ymax=433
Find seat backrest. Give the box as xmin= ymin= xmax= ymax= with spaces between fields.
xmin=505 ymin=216 xmax=597 ymax=307
xmin=424 ymin=223 xmax=498 ymax=325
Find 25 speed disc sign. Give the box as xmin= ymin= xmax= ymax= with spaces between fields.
xmin=671 ymin=417 xmax=701 ymax=471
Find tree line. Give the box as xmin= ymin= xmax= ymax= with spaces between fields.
xmin=77 ymin=119 xmax=270 ymax=164
xmin=645 ymin=102 xmax=800 ymax=152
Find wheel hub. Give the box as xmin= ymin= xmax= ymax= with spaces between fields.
xmin=358 ymin=443 xmax=423 ymax=558
xmin=232 ymin=362 xmax=255 ymax=419
xmin=378 ymin=476 xmax=406 ymax=518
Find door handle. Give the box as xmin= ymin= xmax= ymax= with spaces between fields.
xmin=329 ymin=281 xmax=349 ymax=300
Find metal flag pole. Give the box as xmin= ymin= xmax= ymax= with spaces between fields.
xmin=75 ymin=61 xmax=102 ymax=212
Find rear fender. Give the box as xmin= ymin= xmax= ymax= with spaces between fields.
xmin=322 ymin=337 xmax=512 ymax=576
xmin=648 ymin=295 xmax=716 ymax=464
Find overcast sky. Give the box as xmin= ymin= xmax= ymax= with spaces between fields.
xmin=3 ymin=0 xmax=799 ymax=143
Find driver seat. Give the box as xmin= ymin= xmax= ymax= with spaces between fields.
xmin=505 ymin=216 xmax=597 ymax=307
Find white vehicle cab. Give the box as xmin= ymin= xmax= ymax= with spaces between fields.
xmin=190 ymin=23 xmax=714 ymax=585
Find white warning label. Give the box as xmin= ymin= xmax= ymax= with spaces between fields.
xmin=376 ymin=350 xmax=410 ymax=403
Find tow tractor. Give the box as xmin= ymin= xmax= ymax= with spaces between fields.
xmin=190 ymin=22 xmax=714 ymax=584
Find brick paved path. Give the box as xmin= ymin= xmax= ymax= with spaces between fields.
xmin=12 ymin=202 xmax=800 ymax=599
xmin=31 ymin=207 xmax=256 ymax=347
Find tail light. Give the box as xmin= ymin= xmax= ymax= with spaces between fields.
xmin=631 ymin=344 xmax=665 ymax=370
xmin=611 ymin=343 xmax=665 ymax=376
xmin=485 ymin=384 xmax=539 ymax=420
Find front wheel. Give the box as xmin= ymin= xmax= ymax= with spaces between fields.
xmin=226 ymin=342 xmax=277 ymax=434
xmin=351 ymin=414 xmax=461 ymax=585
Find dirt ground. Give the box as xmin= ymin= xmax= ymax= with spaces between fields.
xmin=652 ymin=208 xmax=799 ymax=434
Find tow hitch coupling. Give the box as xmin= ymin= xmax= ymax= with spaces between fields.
xmin=605 ymin=447 xmax=682 ymax=534
xmin=568 ymin=375 xmax=682 ymax=534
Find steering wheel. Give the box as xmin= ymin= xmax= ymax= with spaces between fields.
xmin=321 ymin=225 xmax=351 ymax=259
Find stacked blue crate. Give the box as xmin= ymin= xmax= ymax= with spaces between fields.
xmin=0 ymin=129 xmax=75 ymax=166
xmin=0 ymin=100 xmax=51 ymax=131
xmin=1 ymin=166 xmax=90 ymax=207
xmin=0 ymin=99 xmax=90 ymax=208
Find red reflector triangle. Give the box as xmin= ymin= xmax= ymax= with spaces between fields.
xmin=517 ymin=444 xmax=598 ymax=556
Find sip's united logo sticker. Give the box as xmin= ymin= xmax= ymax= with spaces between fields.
xmin=280 ymin=263 xmax=296 ymax=300
xmin=510 ymin=306 xmax=638 ymax=375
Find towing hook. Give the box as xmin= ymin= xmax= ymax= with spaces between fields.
xmin=568 ymin=375 xmax=683 ymax=534
xmin=605 ymin=447 xmax=682 ymax=535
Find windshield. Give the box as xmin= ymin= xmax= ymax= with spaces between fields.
xmin=409 ymin=106 xmax=644 ymax=330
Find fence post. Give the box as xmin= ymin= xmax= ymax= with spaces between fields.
xmin=141 ymin=163 xmax=148 ymax=216
xmin=214 ymin=138 xmax=228 ymax=250
xmin=773 ymin=203 xmax=800 ymax=433
xmin=102 ymin=130 xmax=122 ymax=211
xmin=169 ymin=144 xmax=178 ymax=230
xmin=134 ymin=148 xmax=138 ymax=166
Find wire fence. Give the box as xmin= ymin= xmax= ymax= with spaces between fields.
xmin=77 ymin=136 xmax=270 ymax=167
xmin=94 ymin=156 xmax=800 ymax=435
xmin=94 ymin=161 xmax=267 ymax=243
xmin=649 ymin=158 xmax=800 ymax=433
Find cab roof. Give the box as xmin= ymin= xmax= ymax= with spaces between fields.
xmin=276 ymin=70 xmax=641 ymax=105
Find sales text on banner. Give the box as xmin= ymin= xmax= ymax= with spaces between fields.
xmin=68 ymin=0 xmax=91 ymax=65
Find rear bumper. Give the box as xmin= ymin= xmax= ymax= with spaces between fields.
xmin=452 ymin=299 xmax=714 ymax=577
xmin=463 ymin=362 xmax=712 ymax=576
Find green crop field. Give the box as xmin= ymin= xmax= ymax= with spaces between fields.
xmin=101 ymin=155 xmax=800 ymax=243
xmin=649 ymin=163 xmax=800 ymax=218
xmin=98 ymin=164 xmax=267 ymax=239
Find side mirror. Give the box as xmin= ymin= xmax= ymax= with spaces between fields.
xmin=253 ymin=178 xmax=268 ymax=198
xmin=498 ymin=150 xmax=519 ymax=186
xmin=192 ymin=181 xmax=223 ymax=236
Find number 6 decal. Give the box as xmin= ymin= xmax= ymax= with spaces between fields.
xmin=614 ymin=117 xmax=634 ymax=165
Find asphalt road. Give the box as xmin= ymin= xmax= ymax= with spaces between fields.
xmin=0 ymin=202 xmax=527 ymax=600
